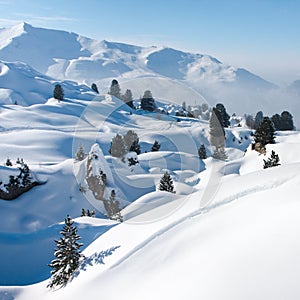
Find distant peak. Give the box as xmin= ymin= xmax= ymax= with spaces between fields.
xmin=11 ymin=22 xmax=33 ymax=34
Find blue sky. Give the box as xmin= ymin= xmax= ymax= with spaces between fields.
xmin=0 ymin=0 xmax=299 ymax=85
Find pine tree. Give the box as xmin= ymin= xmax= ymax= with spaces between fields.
xmin=151 ymin=140 xmax=161 ymax=152
xmin=48 ymin=215 xmax=83 ymax=289
xmin=158 ymin=172 xmax=175 ymax=193
xmin=215 ymin=103 xmax=230 ymax=128
xmin=198 ymin=144 xmax=207 ymax=159
xmin=280 ymin=111 xmax=294 ymax=130
xmin=109 ymin=134 xmax=127 ymax=158
xmin=103 ymin=190 xmax=123 ymax=222
xmin=75 ymin=144 xmax=85 ymax=161
xmin=141 ymin=90 xmax=156 ymax=112
xmin=263 ymin=150 xmax=281 ymax=169
xmin=209 ymin=107 xmax=225 ymax=150
xmin=254 ymin=116 xmax=275 ymax=146
xmin=108 ymin=79 xmax=121 ymax=99
xmin=53 ymin=84 xmax=64 ymax=102
xmin=271 ymin=113 xmax=282 ymax=131
xmin=122 ymin=89 xmax=134 ymax=108
xmin=124 ymin=130 xmax=140 ymax=154
xmin=212 ymin=147 xmax=228 ymax=160
xmin=5 ymin=158 xmax=12 ymax=166
xmin=254 ymin=111 xmax=263 ymax=129
xmin=91 ymin=83 xmax=99 ymax=94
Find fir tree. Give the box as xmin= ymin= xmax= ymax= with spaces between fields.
xmin=91 ymin=83 xmax=99 ymax=94
xmin=263 ymin=150 xmax=281 ymax=169
xmin=215 ymin=103 xmax=230 ymax=128
xmin=151 ymin=140 xmax=161 ymax=152
xmin=254 ymin=116 xmax=275 ymax=146
xmin=48 ymin=215 xmax=83 ymax=289
xmin=212 ymin=147 xmax=228 ymax=160
xmin=5 ymin=158 xmax=12 ymax=166
xmin=122 ymin=89 xmax=134 ymax=108
xmin=158 ymin=172 xmax=175 ymax=193
xmin=254 ymin=111 xmax=263 ymax=129
xmin=141 ymin=90 xmax=156 ymax=112
xmin=198 ymin=144 xmax=207 ymax=159
xmin=109 ymin=134 xmax=127 ymax=158
xmin=271 ymin=114 xmax=282 ymax=131
xmin=103 ymin=190 xmax=123 ymax=222
xmin=280 ymin=111 xmax=294 ymax=130
xmin=108 ymin=79 xmax=121 ymax=99
xmin=209 ymin=107 xmax=225 ymax=150
xmin=75 ymin=144 xmax=85 ymax=161
xmin=53 ymin=84 xmax=64 ymax=102
xmin=124 ymin=130 xmax=140 ymax=154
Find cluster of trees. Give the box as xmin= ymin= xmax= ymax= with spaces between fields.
xmin=245 ymin=110 xmax=294 ymax=131
xmin=81 ymin=208 xmax=95 ymax=217
xmin=109 ymin=130 xmax=141 ymax=158
xmin=0 ymin=158 xmax=38 ymax=200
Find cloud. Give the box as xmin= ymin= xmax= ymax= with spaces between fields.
xmin=13 ymin=13 xmax=77 ymax=23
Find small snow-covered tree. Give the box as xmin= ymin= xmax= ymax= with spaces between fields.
xmin=122 ymin=89 xmax=134 ymax=108
xmin=151 ymin=140 xmax=160 ymax=152
xmin=53 ymin=84 xmax=64 ymax=102
xmin=109 ymin=134 xmax=127 ymax=158
xmin=108 ymin=79 xmax=121 ymax=99
xmin=75 ymin=144 xmax=85 ymax=161
xmin=124 ymin=130 xmax=141 ymax=155
xmin=212 ymin=147 xmax=228 ymax=160
xmin=85 ymin=152 xmax=107 ymax=200
xmin=103 ymin=190 xmax=123 ymax=222
xmin=48 ymin=215 xmax=83 ymax=289
xmin=263 ymin=150 xmax=280 ymax=169
xmin=158 ymin=172 xmax=175 ymax=193
xmin=198 ymin=144 xmax=207 ymax=159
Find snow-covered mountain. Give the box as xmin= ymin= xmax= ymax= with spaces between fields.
xmin=0 ymin=22 xmax=281 ymax=113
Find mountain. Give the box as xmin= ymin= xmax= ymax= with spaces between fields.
xmin=0 ymin=22 xmax=280 ymax=114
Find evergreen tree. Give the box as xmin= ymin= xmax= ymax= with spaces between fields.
xmin=75 ymin=144 xmax=85 ymax=161
xmin=109 ymin=134 xmax=127 ymax=158
xmin=158 ymin=172 xmax=175 ymax=193
xmin=53 ymin=84 xmax=64 ymax=102
xmin=124 ymin=130 xmax=140 ymax=154
xmin=280 ymin=111 xmax=294 ymax=130
xmin=5 ymin=158 xmax=12 ymax=166
xmin=212 ymin=147 xmax=228 ymax=160
xmin=209 ymin=107 xmax=225 ymax=150
xmin=198 ymin=144 xmax=207 ymax=159
xmin=108 ymin=79 xmax=121 ymax=99
xmin=48 ymin=215 xmax=83 ymax=289
xmin=215 ymin=103 xmax=230 ymax=128
xmin=254 ymin=111 xmax=263 ymax=129
xmin=103 ymin=190 xmax=123 ymax=222
xmin=182 ymin=101 xmax=187 ymax=111
xmin=271 ymin=113 xmax=282 ymax=131
xmin=263 ymin=150 xmax=281 ymax=169
xmin=141 ymin=90 xmax=156 ymax=112
xmin=122 ymin=89 xmax=134 ymax=108
xmin=254 ymin=116 xmax=275 ymax=146
xmin=245 ymin=114 xmax=255 ymax=129
xmin=91 ymin=83 xmax=99 ymax=94
xmin=151 ymin=140 xmax=161 ymax=152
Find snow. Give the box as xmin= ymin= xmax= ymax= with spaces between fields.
xmin=0 ymin=21 xmax=299 ymax=300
